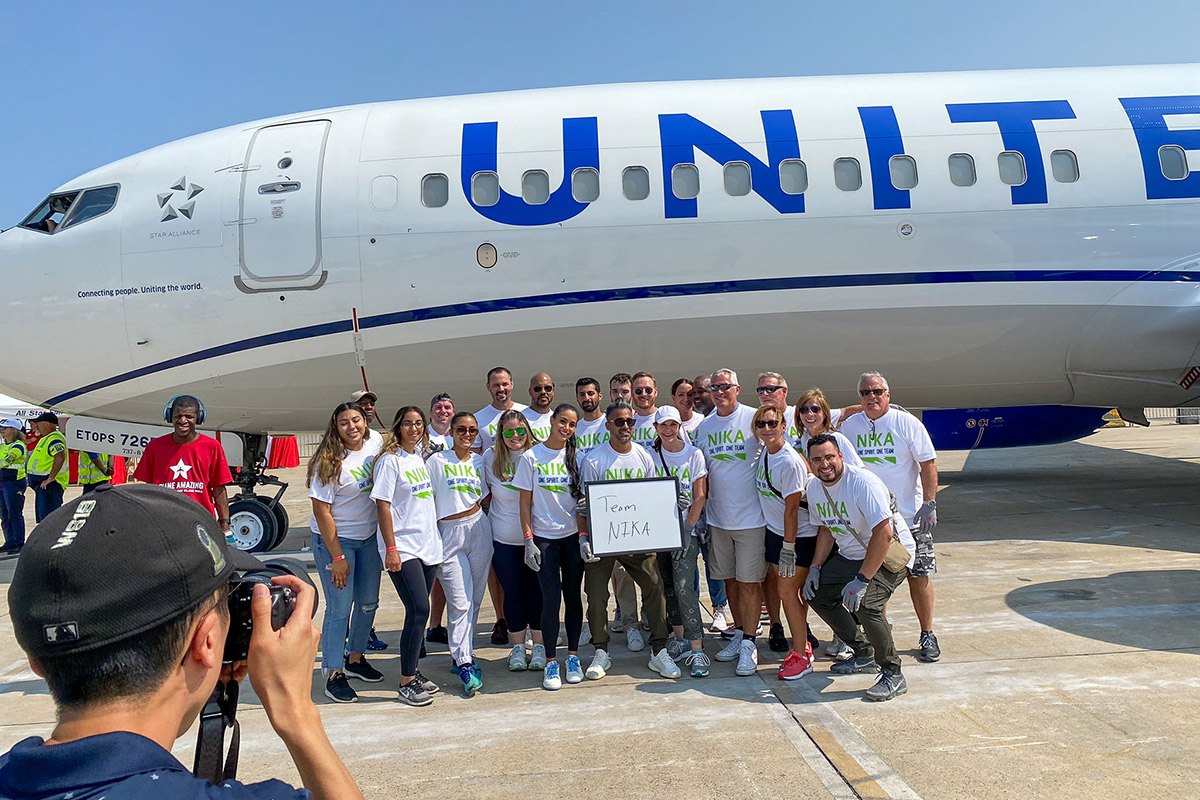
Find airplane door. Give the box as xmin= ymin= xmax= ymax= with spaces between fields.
xmin=235 ymin=120 xmax=330 ymax=293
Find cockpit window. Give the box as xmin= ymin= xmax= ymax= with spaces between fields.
xmin=19 ymin=184 xmax=119 ymax=234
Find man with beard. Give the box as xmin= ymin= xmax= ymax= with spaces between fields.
xmin=473 ymin=367 xmax=529 ymax=453
xmin=574 ymin=378 xmax=609 ymax=455
xmin=630 ymin=372 xmax=659 ymax=452
xmin=525 ymin=374 xmax=556 ymax=442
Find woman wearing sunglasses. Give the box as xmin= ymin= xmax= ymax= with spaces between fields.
xmin=794 ymin=389 xmax=863 ymax=469
xmin=426 ymin=412 xmax=492 ymax=697
xmin=752 ymin=404 xmax=817 ymax=681
xmin=515 ymin=404 xmax=585 ymax=690
xmin=372 ymin=406 xmax=443 ymax=706
xmin=482 ymin=409 xmax=547 ymax=672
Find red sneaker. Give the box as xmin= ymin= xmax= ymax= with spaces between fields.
xmin=778 ymin=647 xmax=813 ymax=681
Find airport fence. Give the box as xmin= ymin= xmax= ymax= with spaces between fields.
xmin=1146 ymin=407 xmax=1200 ymax=424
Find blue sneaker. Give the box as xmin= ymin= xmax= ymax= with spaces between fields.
xmin=460 ymin=664 xmax=482 ymax=697
xmin=565 ymin=655 xmax=584 ymax=684
xmin=366 ymin=628 xmax=388 ymax=651
xmin=542 ymin=660 xmax=561 ymax=690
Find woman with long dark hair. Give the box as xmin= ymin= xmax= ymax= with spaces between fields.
xmin=515 ymin=403 xmax=584 ymax=690
xmin=482 ymin=409 xmax=546 ymax=671
xmin=308 ymin=402 xmax=385 ymax=703
xmin=372 ymin=406 xmax=444 ymax=706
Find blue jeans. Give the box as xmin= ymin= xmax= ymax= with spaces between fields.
xmin=312 ymin=534 xmax=382 ymax=671
xmin=0 ymin=479 xmax=26 ymax=549
xmin=30 ymin=478 xmax=63 ymax=523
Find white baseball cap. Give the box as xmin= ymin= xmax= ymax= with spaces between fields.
xmin=654 ymin=406 xmax=682 ymax=425
xmin=0 ymin=418 xmax=24 ymax=431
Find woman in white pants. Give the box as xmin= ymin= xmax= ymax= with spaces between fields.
xmin=426 ymin=411 xmax=492 ymax=697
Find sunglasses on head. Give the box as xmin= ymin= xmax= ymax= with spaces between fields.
xmin=455 ymin=426 xmax=479 ymax=435
xmin=610 ymin=418 xmax=636 ymax=427
xmin=859 ymin=388 xmax=886 ymax=397
xmin=798 ymin=405 xmax=822 ymax=414
xmin=502 ymin=427 xmax=528 ymax=439
xmin=633 ymin=387 xmax=655 ymax=395
xmin=756 ymin=385 xmax=783 ymax=394
xmin=755 ymin=419 xmax=781 ymax=429
xmin=710 ymin=383 xmax=735 ymax=392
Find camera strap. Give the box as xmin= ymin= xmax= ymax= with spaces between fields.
xmin=194 ymin=679 xmax=240 ymax=784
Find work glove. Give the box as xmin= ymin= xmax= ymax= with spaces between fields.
xmin=912 ymin=500 xmax=937 ymax=539
xmin=580 ymin=534 xmax=600 ymax=564
xmin=695 ymin=516 xmax=710 ymax=545
xmin=801 ymin=564 xmax=821 ymax=601
xmin=523 ymin=537 xmax=541 ymax=572
xmin=841 ymin=575 xmax=869 ymax=613
xmin=676 ymin=489 xmax=690 ymax=513
xmin=576 ymin=492 xmax=589 ymax=519
xmin=778 ymin=540 xmax=797 ymax=579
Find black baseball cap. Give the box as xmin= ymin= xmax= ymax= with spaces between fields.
xmin=33 ymin=412 xmax=58 ymax=425
xmin=9 ymin=484 xmax=260 ymax=660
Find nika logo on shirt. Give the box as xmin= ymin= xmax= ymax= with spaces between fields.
xmin=576 ymin=430 xmax=610 ymax=451
xmin=706 ymin=429 xmax=748 ymax=461
xmin=605 ymin=467 xmax=646 ymax=480
xmin=813 ymin=498 xmax=851 ymax=536
xmin=165 ymin=458 xmax=206 ymax=494
xmin=855 ymin=431 xmax=898 ymax=464
xmin=442 ymin=462 xmax=482 ymax=495
xmin=536 ymin=461 xmax=571 ymax=493
xmin=656 ymin=465 xmax=691 ymax=483
xmin=404 ymin=465 xmax=434 ymax=499
xmin=755 ymin=464 xmax=774 ymax=499
xmin=349 ymin=457 xmax=376 ymax=494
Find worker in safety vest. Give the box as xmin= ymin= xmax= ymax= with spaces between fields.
xmin=77 ymin=450 xmax=114 ymax=494
xmin=27 ymin=412 xmax=68 ymax=522
xmin=0 ymin=419 xmax=27 ymax=552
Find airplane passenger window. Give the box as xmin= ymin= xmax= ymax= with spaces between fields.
xmin=623 ymin=166 xmax=650 ymax=201
xmin=947 ymin=154 xmax=976 ymax=187
xmin=572 ymin=167 xmax=600 ymax=202
xmin=19 ymin=190 xmax=80 ymax=234
xmin=889 ymin=155 xmax=918 ymax=190
xmin=671 ymin=164 xmax=700 ymax=200
xmin=472 ymin=171 xmax=500 ymax=207
xmin=1158 ymin=145 xmax=1189 ymax=180
xmin=421 ymin=174 xmax=448 ymax=208
xmin=1050 ymin=150 xmax=1079 ymax=183
xmin=779 ymin=159 xmax=808 ymax=195
xmin=997 ymin=151 xmax=1027 ymax=186
xmin=724 ymin=162 xmax=752 ymax=196
xmin=834 ymin=158 xmax=862 ymax=191
xmin=522 ymin=170 xmax=550 ymax=205
xmin=61 ymin=185 xmax=120 ymax=229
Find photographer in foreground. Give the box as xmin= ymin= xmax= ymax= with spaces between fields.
xmin=0 ymin=484 xmax=364 ymax=800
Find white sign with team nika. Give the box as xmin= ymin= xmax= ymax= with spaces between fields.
xmin=585 ymin=476 xmax=685 ymax=557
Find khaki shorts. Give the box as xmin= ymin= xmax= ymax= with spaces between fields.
xmin=708 ymin=525 xmax=768 ymax=584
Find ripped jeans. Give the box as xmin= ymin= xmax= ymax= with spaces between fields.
xmin=313 ymin=534 xmax=383 ymax=671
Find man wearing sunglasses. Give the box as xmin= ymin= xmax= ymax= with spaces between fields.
xmin=755 ymin=372 xmax=798 ymax=654
xmin=630 ymin=372 xmax=660 ymax=452
xmin=473 ymin=367 xmax=529 ymax=454
xmin=695 ymin=369 xmax=767 ymax=674
xmin=525 ymin=373 xmax=556 ymax=442
xmin=839 ymin=372 xmax=941 ymax=663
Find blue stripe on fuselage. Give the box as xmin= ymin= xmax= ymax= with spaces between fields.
xmin=44 ymin=268 xmax=1200 ymax=407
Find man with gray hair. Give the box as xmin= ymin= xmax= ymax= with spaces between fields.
xmin=695 ymin=369 xmax=766 ymax=677
xmin=839 ymin=372 xmax=941 ymax=662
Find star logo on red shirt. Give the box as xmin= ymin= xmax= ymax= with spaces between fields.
xmin=169 ymin=458 xmax=193 ymax=480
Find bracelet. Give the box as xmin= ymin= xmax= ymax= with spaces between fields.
xmin=332 ymin=555 xmax=346 ymax=563
xmin=855 ymin=572 xmax=869 ymax=583
xmin=522 ymin=532 xmax=533 ymax=540
xmin=385 ymin=546 xmax=399 ymax=552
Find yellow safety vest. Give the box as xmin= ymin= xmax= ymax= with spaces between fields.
xmin=77 ymin=451 xmax=110 ymax=485
xmin=0 ymin=441 xmax=26 ymax=480
xmin=28 ymin=431 xmax=68 ymax=488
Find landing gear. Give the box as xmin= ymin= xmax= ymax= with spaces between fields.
xmin=228 ymin=433 xmax=290 ymax=552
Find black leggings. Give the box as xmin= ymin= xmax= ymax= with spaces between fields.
xmin=388 ymin=559 xmax=437 ymax=678
xmin=535 ymin=535 xmax=585 ymax=659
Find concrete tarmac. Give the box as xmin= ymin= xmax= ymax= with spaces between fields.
xmin=1 ymin=423 xmax=1198 ymax=798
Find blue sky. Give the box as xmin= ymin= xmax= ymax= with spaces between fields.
xmin=1 ymin=1 xmax=1196 ymax=227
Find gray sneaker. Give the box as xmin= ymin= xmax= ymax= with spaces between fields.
xmin=397 ymin=680 xmax=433 ymax=706
xmin=665 ymin=636 xmax=690 ymax=662
xmin=830 ymin=655 xmax=880 ymax=675
xmin=918 ymin=631 xmax=941 ymax=662
xmin=865 ymin=669 xmax=907 ymax=701
xmin=411 ymin=669 xmax=440 ymax=695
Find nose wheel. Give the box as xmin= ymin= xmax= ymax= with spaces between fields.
xmin=227 ymin=432 xmax=290 ymax=552
xmin=228 ymin=497 xmax=277 ymax=552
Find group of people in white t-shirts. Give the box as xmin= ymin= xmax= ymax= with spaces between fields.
xmin=307 ymin=366 xmax=940 ymax=706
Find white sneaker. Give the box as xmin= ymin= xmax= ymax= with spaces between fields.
xmin=586 ymin=648 xmax=611 ymax=680
xmin=710 ymin=605 xmax=730 ymax=633
xmin=608 ymin=609 xmax=624 ymax=632
xmin=735 ymin=640 xmax=759 ymax=676
xmin=508 ymin=644 xmax=528 ymax=671
xmin=648 ymin=648 xmax=682 ymax=679
xmin=529 ymin=643 xmax=548 ymax=670
xmin=625 ymin=626 xmax=646 ymax=652
xmin=542 ymin=660 xmax=561 ymax=691
xmin=715 ymin=630 xmax=744 ymax=662
xmin=826 ymin=636 xmax=854 ymax=662
xmin=565 ymin=654 xmax=584 ymax=684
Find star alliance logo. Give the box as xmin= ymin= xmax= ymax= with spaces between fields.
xmin=157 ymin=176 xmax=204 ymax=222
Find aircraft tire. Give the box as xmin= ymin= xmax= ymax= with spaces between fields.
xmin=228 ymin=497 xmax=278 ymax=553
xmin=267 ymin=500 xmax=291 ymax=550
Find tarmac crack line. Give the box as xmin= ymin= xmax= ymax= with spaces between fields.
xmin=757 ymin=674 xmax=924 ymax=800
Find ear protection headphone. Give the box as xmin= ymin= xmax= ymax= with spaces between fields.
xmin=164 ymin=395 xmax=206 ymax=426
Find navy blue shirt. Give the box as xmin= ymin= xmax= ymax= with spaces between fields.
xmin=0 ymin=732 xmax=310 ymax=799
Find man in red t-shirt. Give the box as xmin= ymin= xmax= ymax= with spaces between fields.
xmin=132 ymin=395 xmax=233 ymax=537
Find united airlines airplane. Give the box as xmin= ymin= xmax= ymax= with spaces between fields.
xmin=2 ymin=63 xmax=1198 ymax=546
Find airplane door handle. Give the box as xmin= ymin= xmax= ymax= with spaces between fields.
xmin=258 ymin=181 xmax=301 ymax=194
